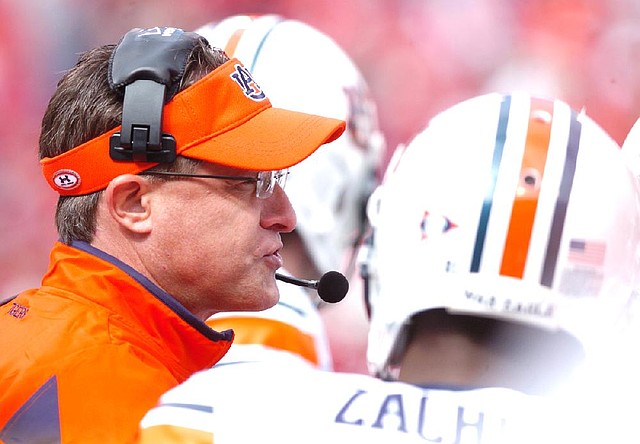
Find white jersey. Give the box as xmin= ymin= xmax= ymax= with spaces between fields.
xmin=139 ymin=351 xmax=588 ymax=444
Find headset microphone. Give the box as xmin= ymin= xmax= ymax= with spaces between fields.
xmin=275 ymin=271 xmax=349 ymax=303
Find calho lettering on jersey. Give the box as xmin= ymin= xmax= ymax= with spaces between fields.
xmin=333 ymin=386 xmax=547 ymax=443
xmin=140 ymin=357 xmax=568 ymax=443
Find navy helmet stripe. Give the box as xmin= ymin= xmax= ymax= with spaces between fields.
xmin=541 ymin=109 xmax=582 ymax=287
xmin=471 ymin=95 xmax=511 ymax=272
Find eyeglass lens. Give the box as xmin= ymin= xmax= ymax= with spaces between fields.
xmin=256 ymin=169 xmax=288 ymax=199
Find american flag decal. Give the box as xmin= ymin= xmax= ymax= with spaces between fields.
xmin=567 ymin=239 xmax=606 ymax=266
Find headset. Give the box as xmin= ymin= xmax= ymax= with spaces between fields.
xmin=108 ymin=27 xmax=205 ymax=163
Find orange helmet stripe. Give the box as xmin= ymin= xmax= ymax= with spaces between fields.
xmin=500 ymin=98 xmax=554 ymax=278
xmin=224 ymin=28 xmax=244 ymax=57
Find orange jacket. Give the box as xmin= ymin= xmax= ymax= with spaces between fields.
xmin=0 ymin=241 xmax=233 ymax=443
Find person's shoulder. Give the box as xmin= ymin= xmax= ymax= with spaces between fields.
xmin=0 ymin=288 xmax=109 ymax=365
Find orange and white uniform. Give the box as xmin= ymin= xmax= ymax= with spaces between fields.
xmin=0 ymin=241 xmax=233 ymax=443
xmin=138 ymin=352 xmax=589 ymax=444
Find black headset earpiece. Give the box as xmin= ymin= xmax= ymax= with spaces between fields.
xmin=108 ymin=27 xmax=206 ymax=163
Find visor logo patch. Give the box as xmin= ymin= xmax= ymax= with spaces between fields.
xmin=53 ymin=169 xmax=81 ymax=190
xmin=230 ymin=64 xmax=266 ymax=101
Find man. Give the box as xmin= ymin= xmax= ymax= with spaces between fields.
xmin=139 ymin=92 xmax=640 ymax=442
xmin=196 ymin=14 xmax=385 ymax=372
xmin=0 ymin=26 xmax=345 ymax=443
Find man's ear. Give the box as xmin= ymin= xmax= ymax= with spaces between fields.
xmin=104 ymin=174 xmax=153 ymax=234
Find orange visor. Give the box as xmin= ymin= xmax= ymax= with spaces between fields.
xmin=41 ymin=58 xmax=346 ymax=196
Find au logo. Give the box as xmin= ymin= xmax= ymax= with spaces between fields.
xmin=230 ymin=64 xmax=266 ymax=101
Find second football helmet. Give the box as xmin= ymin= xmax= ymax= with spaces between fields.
xmin=197 ymin=14 xmax=385 ymax=275
xmin=360 ymin=92 xmax=640 ymax=379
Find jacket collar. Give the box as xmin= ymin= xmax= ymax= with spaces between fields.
xmin=42 ymin=241 xmax=233 ymax=378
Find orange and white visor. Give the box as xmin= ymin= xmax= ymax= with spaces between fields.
xmin=41 ymin=58 xmax=346 ymax=196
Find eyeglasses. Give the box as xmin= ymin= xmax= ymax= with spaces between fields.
xmin=140 ymin=169 xmax=288 ymax=199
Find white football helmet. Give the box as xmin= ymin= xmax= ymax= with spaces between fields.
xmin=196 ymin=14 xmax=385 ymax=275
xmin=360 ymin=92 xmax=640 ymax=379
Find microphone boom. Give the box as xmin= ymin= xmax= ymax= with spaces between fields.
xmin=275 ymin=271 xmax=348 ymax=303
xmin=274 ymin=273 xmax=319 ymax=289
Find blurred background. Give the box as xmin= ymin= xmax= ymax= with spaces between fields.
xmin=2 ymin=0 xmax=640 ymax=301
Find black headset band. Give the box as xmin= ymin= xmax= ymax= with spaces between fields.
xmin=108 ymin=27 xmax=208 ymax=163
